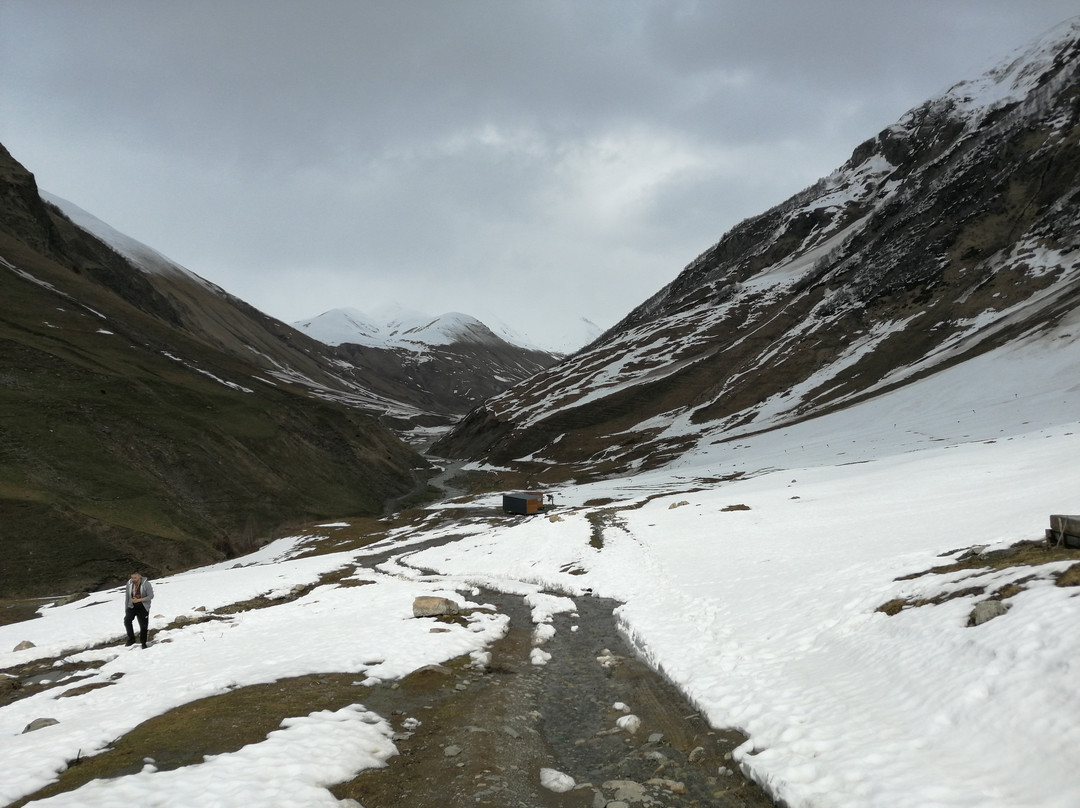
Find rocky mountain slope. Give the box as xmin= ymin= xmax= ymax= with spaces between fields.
xmin=46 ymin=195 xmax=560 ymax=432
xmin=433 ymin=18 xmax=1080 ymax=479
xmin=294 ymin=306 xmax=561 ymax=429
xmin=0 ymin=145 xmax=433 ymax=598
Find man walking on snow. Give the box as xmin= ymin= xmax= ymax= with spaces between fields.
xmin=124 ymin=572 xmax=154 ymax=648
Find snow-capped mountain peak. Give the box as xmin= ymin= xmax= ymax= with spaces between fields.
xmin=294 ymin=305 xmax=508 ymax=350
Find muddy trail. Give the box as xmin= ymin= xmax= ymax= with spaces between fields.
xmin=334 ymin=587 xmax=773 ymax=807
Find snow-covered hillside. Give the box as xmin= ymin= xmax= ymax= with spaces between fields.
xmin=42 ymin=192 xmax=213 ymax=285
xmin=433 ymin=15 xmax=1080 ymax=473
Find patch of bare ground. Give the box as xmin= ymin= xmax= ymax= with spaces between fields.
xmin=876 ymin=538 xmax=1080 ymax=618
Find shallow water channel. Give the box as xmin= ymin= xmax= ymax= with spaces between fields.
xmin=334 ymin=579 xmax=774 ymax=807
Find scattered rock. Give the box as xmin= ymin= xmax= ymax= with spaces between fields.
xmin=647 ymin=732 xmax=664 ymax=744
xmin=414 ymin=663 xmax=453 ymax=677
xmin=429 ymin=627 xmax=451 ymax=633
xmin=539 ymin=767 xmax=576 ymax=793
xmin=669 ymin=501 xmax=690 ymax=509
xmin=13 ymin=640 xmax=35 ymax=651
xmin=615 ymin=714 xmax=641 ymax=734
xmin=722 ymin=504 xmax=751 ymax=512
xmin=443 ymin=745 xmax=462 ymax=757
xmin=688 ymin=746 xmax=706 ymax=762
xmin=548 ymin=514 xmax=564 ymax=522
xmin=602 ymin=780 xmax=648 ymax=803
xmin=970 ymin=600 xmax=1011 ymax=626
xmin=23 ymin=717 xmax=59 ymax=733
xmin=647 ymin=777 xmax=686 ymax=794
xmin=597 ymin=649 xmax=621 ymax=668
xmin=412 ymin=596 xmax=460 ymax=617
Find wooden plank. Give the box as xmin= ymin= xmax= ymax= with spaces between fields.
xmin=1049 ymin=514 xmax=1080 ymax=548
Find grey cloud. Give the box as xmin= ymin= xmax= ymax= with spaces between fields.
xmin=3 ymin=0 xmax=1078 ymax=349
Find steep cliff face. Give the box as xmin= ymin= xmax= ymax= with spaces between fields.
xmin=0 ymin=147 xmax=427 ymax=598
xmin=433 ymin=19 xmax=1080 ymax=477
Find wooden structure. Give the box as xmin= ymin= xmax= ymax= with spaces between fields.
xmin=1048 ymin=514 xmax=1080 ymax=548
xmin=502 ymin=492 xmax=545 ymax=515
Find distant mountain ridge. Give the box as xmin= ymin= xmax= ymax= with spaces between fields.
xmin=40 ymin=193 xmax=562 ymax=429
xmin=294 ymin=306 xmax=522 ymax=350
xmin=433 ymin=17 xmax=1080 ymax=476
xmin=295 ymin=304 xmax=602 ymax=356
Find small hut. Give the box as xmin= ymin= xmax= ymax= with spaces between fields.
xmin=502 ymin=492 xmax=545 ymax=515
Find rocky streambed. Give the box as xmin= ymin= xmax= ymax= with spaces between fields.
xmin=334 ymin=588 xmax=773 ymax=807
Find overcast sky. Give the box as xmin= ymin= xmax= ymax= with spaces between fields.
xmin=3 ymin=2 xmax=1078 ymax=351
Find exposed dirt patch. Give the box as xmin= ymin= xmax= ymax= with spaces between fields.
xmin=1055 ymin=562 xmax=1080 ymax=587
xmin=897 ymin=539 xmax=1080 ymax=581
xmin=877 ymin=539 xmax=1080 ymax=618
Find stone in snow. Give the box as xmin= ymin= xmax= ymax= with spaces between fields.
xmin=412 ymin=596 xmax=460 ymax=617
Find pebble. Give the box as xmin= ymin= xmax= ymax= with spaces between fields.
xmin=444 ymin=745 xmax=462 ymax=757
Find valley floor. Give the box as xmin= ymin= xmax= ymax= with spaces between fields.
xmin=2 ymin=417 xmax=1080 ymax=807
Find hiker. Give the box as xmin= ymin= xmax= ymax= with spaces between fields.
xmin=124 ymin=572 xmax=154 ymax=648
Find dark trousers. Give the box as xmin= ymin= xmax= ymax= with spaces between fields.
xmin=124 ymin=603 xmax=149 ymax=646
